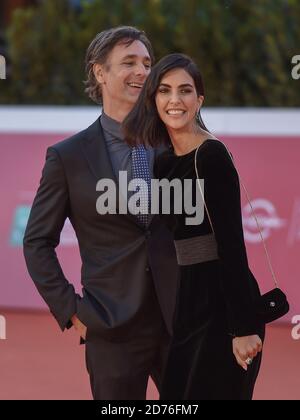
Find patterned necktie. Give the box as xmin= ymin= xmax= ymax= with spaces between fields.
xmin=131 ymin=145 xmax=151 ymax=226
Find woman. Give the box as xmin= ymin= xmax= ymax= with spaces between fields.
xmin=123 ymin=54 xmax=265 ymax=400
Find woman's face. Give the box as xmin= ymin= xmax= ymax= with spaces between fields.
xmin=155 ymin=68 xmax=203 ymax=132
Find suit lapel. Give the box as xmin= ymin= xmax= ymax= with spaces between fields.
xmin=80 ymin=118 xmax=123 ymax=219
xmin=147 ymin=147 xmax=158 ymax=227
xmin=81 ymin=118 xmax=147 ymax=229
xmin=147 ymin=145 xmax=171 ymax=227
xmin=80 ymin=118 xmax=116 ymax=182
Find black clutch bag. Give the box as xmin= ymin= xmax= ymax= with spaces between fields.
xmin=255 ymin=287 xmax=289 ymax=324
xmin=194 ymin=142 xmax=290 ymax=325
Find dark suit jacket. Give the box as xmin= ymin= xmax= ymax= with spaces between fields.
xmin=23 ymin=118 xmax=179 ymax=340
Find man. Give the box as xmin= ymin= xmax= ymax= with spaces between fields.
xmin=23 ymin=26 xmax=179 ymax=400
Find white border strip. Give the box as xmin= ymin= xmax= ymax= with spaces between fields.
xmin=0 ymin=106 xmax=300 ymax=135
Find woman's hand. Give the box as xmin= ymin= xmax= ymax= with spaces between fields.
xmin=232 ymin=335 xmax=263 ymax=371
xmin=71 ymin=314 xmax=87 ymax=340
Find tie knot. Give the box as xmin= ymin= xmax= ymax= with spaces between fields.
xmin=132 ymin=145 xmax=146 ymax=154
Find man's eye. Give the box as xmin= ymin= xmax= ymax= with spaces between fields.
xmin=123 ymin=62 xmax=134 ymax=66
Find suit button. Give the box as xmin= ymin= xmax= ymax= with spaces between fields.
xmin=146 ymin=266 xmax=151 ymax=272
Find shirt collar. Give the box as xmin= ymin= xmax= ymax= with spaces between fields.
xmin=100 ymin=112 xmax=124 ymax=140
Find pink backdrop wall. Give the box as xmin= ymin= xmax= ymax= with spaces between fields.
xmin=0 ymin=132 xmax=299 ymax=322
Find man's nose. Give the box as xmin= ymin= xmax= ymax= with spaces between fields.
xmin=134 ymin=63 xmax=148 ymax=77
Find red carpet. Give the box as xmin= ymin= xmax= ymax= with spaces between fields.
xmin=0 ymin=310 xmax=299 ymax=400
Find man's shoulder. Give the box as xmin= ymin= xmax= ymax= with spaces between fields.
xmin=50 ymin=117 xmax=101 ymax=155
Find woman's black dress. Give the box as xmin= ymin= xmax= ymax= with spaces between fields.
xmin=154 ymin=139 xmax=265 ymax=400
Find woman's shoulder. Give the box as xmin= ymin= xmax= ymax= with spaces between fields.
xmin=154 ymin=139 xmax=234 ymax=177
xmin=200 ymin=139 xmax=230 ymax=157
xmin=198 ymin=139 xmax=236 ymax=177
xmin=199 ymin=139 xmax=233 ymax=164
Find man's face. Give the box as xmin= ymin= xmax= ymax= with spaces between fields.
xmin=94 ymin=40 xmax=152 ymax=118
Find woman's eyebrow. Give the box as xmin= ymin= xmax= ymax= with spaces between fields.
xmin=158 ymin=83 xmax=194 ymax=88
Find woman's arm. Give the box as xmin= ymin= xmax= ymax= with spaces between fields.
xmin=201 ymin=142 xmax=261 ymax=337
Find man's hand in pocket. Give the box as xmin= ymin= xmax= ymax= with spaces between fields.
xmin=71 ymin=315 xmax=87 ymax=340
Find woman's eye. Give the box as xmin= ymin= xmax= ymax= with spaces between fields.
xmin=158 ymin=89 xmax=168 ymax=94
xmin=181 ymin=89 xmax=192 ymax=94
xmin=123 ymin=62 xmax=134 ymax=66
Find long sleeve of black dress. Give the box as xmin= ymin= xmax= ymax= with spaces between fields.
xmin=201 ymin=141 xmax=261 ymax=337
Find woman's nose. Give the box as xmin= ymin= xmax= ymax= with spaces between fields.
xmin=169 ymin=94 xmax=181 ymax=105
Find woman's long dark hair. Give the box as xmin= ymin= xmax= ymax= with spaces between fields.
xmin=123 ymin=53 xmax=209 ymax=147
